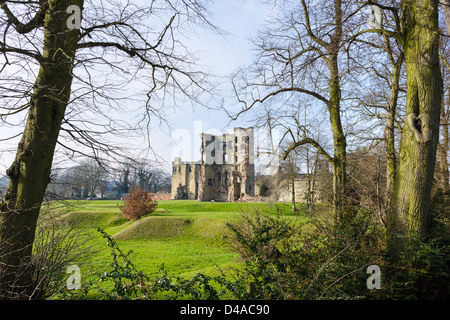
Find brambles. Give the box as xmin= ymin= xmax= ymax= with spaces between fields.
xmin=117 ymin=187 xmax=158 ymax=221
xmin=56 ymin=227 xmax=224 ymax=300
xmin=222 ymin=205 xmax=386 ymax=300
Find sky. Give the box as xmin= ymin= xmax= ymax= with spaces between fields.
xmin=152 ymin=0 xmax=277 ymax=166
xmin=0 ymin=0 xmax=276 ymax=175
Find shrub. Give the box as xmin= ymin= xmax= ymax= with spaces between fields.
xmin=222 ymin=200 xmax=450 ymax=300
xmin=118 ymin=187 xmax=158 ymax=221
xmin=222 ymin=205 xmax=385 ymax=300
xmin=0 ymin=205 xmax=97 ymax=299
xmin=380 ymin=190 xmax=450 ymax=300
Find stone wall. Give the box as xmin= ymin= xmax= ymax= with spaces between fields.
xmin=171 ymin=127 xmax=255 ymax=202
xmin=171 ymin=157 xmax=201 ymax=200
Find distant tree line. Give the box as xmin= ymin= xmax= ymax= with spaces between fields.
xmin=46 ymin=158 xmax=171 ymax=200
xmin=113 ymin=160 xmax=172 ymax=196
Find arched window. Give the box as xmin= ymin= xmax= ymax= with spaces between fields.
xmin=217 ymin=172 xmax=221 ymax=186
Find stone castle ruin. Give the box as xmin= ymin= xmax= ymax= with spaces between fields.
xmin=171 ymin=127 xmax=255 ymax=202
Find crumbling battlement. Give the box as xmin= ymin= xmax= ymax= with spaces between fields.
xmin=171 ymin=127 xmax=255 ymax=202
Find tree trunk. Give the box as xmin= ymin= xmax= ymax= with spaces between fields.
xmin=388 ymin=0 xmax=442 ymax=263
xmin=0 ymin=0 xmax=82 ymax=298
xmin=327 ymin=0 xmax=346 ymax=219
xmin=291 ymin=177 xmax=296 ymax=211
xmin=328 ymin=53 xmax=346 ymax=218
xmin=437 ymin=96 xmax=449 ymax=191
xmin=442 ymin=0 xmax=450 ymax=35
xmin=439 ymin=0 xmax=450 ymax=190
xmin=385 ymin=52 xmax=404 ymax=193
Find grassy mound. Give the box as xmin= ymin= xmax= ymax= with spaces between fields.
xmin=113 ymin=216 xmax=193 ymax=240
xmin=43 ymin=200 xmax=314 ymax=282
xmin=112 ymin=215 xmax=234 ymax=242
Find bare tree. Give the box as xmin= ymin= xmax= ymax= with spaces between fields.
xmin=333 ymin=0 xmax=444 ymax=262
xmin=368 ymin=0 xmax=444 ymax=262
xmin=279 ymin=147 xmax=302 ymax=211
xmin=442 ymin=0 xmax=450 ymax=35
xmin=0 ymin=0 xmax=217 ymax=298
xmin=77 ymin=158 xmax=108 ymax=199
xmin=349 ymin=33 xmax=405 ymax=193
xmin=227 ymin=0 xmax=368 ymax=217
xmin=114 ymin=159 xmax=171 ymax=195
xmin=437 ymin=12 xmax=450 ymax=192
xmin=115 ymin=161 xmax=132 ymax=195
xmin=50 ymin=165 xmax=85 ymax=199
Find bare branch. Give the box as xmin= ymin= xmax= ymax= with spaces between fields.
xmin=0 ymin=0 xmax=47 ymax=34
xmin=282 ymin=137 xmax=333 ymax=164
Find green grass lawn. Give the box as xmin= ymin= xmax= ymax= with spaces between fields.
xmin=54 ymin=200 xmax=260 ymax=273
xmin=45 ymin=199 xmax=320 ymax=298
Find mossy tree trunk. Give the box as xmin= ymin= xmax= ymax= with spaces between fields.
xmin=436 ymin=92 xmax=449 ymax=191
xmin=440 ymin=0 xmax=450 ymax=192
xmin=328 ymin=2 xmax=346 ymax=218
xmin=291 ymin=176 xmax=296 ymax=211
xmin=385 ymin=50 xmax=404 ymax=193
xmin=0 ymin=0 xmax=83 ymax=298
xmin=329 ymin=67 xmax=346 ymax=218
xmin=388 ymin=0 xmax=443 ymax=262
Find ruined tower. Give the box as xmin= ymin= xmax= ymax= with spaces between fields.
xmin=171 ymin=127 xmax=255 ymax=201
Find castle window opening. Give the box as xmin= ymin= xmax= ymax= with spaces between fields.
xmin=171 ymin=127 xmax=255 ymax=202
xmin=217 ymin=172 xmax=221 ymax=186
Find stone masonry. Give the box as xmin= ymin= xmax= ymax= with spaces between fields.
xmin=171 ymin=127 xmax=255 ymax=201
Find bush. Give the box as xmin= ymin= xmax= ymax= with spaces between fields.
xmin=379 ymin=189 xmax=450 ymax=300
xmin=222 ymin=205 xmax=385 ymax=300
xmin=0 ymin=205 xmax=97 ymax=299
xmin=118 ymin=187 xmax=158 ymax=221
xmin=222 ymin=200 xmax=450 ymax=300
